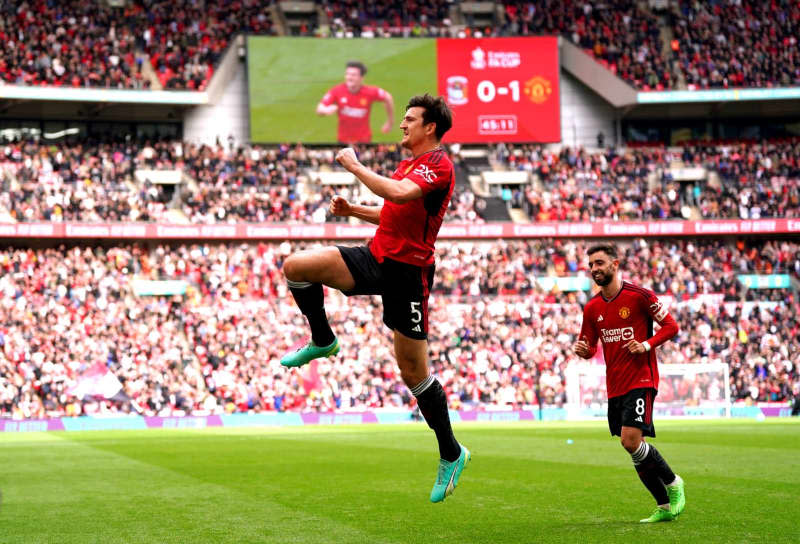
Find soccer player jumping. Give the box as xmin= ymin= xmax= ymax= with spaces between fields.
xmin=574 ymin=243 xmax=686 ymax=522
xmin=280 ymin=93 xmax=469 ymax=503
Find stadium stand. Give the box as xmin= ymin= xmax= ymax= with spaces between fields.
xmin=0 ymin=0 xmax=276 ymax=90
xmin=1 ymin=139 xmax=798 ymax=224
xmin=0 ymin=1 xmax=797 ymax=425
xmin=1 ymin=0 xmax=798 ymax=91
xmin=501 ymin=0 xmax=800 ymax=90
xmin=0 ymin=239 xmax=797 ymax=418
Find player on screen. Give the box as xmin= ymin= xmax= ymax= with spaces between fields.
xmin=281 ymin=94 xmax=469 ymax=503
xmin=573 ymin=243 xmax=686 ymax=523
xmin=316 ymin=61 xmax=395 ymax=143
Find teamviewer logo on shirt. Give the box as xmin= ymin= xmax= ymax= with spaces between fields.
xmin=413 ymin=164 xmax=437 ymax=184
xmin=601 ymin=327 xmax=634 ymax=343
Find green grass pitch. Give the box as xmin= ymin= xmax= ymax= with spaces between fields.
xmin=247 ymin=37 xmax=437 ymax=143
xmin=1 ymin=419 xmax=797 ymax=543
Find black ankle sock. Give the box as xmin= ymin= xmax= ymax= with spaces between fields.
xmin=413 ymin=377 xmax=460 ymax=462
xmin=645 ymin=444 xmax=676 ymax=484
xmin=635 ymin=465 xmax=669 ymax=504
xmin=288 ymin=281 xmax=335 ymax=347
xmin=631 ymin=441 xmax=670 ymax=504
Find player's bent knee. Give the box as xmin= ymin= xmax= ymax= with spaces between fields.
xmin=399 ymin=368 xmax=427 ymax=389
xmin=620 ymin=435 xmax=641 ymax=453
xmin=281 ymin=254 xmax=302 ymax=281
xmin=396 ymin=354 xmax=428 ymax=388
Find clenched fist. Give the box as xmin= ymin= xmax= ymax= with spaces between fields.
xmin=335 ymin=147 xmax=360 ymax=171
xmin=329 ymin=195 xmax=352 ymax=217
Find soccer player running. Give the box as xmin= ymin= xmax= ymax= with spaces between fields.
xmin=573 ymin=243 xmax=686 ymax=522
xmin=316 ymin=61 xmax=394 ymax=144
xmin=281 ymin=93 xmax=469 ymax=503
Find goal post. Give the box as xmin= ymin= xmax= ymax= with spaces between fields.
xmin=565 ymin=363 xmax=731 ymax=420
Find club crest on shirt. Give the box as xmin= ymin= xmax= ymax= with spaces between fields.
xmin=618 ymin=306 xmax=631 ymax=319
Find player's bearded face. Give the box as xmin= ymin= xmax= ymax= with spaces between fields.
xmin=401 ymin=107 xmax=433 ymax=149
xmin=590 ymin=257 xmax=616 ymax=286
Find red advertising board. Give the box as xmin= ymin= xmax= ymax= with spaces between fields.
xmin=0 ymin=219 xmax=798 ymax=240
xmin=437 ymin=37 xmax=560 ymax=143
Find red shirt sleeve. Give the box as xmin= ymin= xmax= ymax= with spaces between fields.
xmin=364 ymin=85 xmax=387 ymax=102
xmin=321 ymin=87 xmax=337 ymax=106
xmin=404 ymin=152 xmax=452 ymax=196
xmin=579 ymin=302 xmax=599 ymax=358
xmin=643 ymin=291 xmax=679 ymax=349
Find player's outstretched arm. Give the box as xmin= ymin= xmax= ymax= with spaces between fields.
xmin=380 ymin=91 xmax=394 ymax=134
xmin=330 ymin=195 xmax=381 ymax=225
xmin=316 ymin=101 xmax=338 ymax=116
xmin=336 ymin=148 xmax=422 ymax=204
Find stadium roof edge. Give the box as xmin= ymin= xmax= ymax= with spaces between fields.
xmin=0 ymin=85 xmax=208 ymax=105
xmin=637 ymin=87 xmax=800 ymax=104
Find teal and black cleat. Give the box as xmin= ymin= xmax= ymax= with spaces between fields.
xmin=430 ymin=445 xmax=471 ymax=503
xmin=639 ymin=507 xmax=674 ymax=523
xmin=667 ymin=475 xmax=686 ymax=517
xmin=280 ymin=338 xmax=340 ymax=368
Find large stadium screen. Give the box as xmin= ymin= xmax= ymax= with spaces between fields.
xmin=248 ymin=36 xmax=560 ymax=144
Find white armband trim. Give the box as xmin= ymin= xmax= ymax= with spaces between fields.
xmin=642 ymin=340 xmax=652 ymax=352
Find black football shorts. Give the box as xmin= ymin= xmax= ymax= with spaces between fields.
xmin=608 ymin=387 xmax=657 ymax=438
xmin=337 ymin=245 xmax=434 ymax=340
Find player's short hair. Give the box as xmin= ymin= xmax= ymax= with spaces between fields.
xmin=346 ymin=61 xmax=367 ymax=76
xmin=406 ymin=93 xmax=453 ymax=141
xmin=587 ymin=243 xmax=618 ymax=260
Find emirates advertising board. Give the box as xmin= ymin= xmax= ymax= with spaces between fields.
xmin=438 ymin=36 xmax=560 ymax=143
xmin=248 ymin=36 xmax=560 ymax=144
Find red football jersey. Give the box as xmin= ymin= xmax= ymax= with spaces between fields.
xmin=320 ymin=83 xmax=387 ymax=143
xmin=579 ymin=281 xmax=679 ymax=398
xmin=369 ymin=147 xmax=454 ymax=266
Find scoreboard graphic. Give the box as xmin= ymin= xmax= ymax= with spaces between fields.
xmin=437 ymin=37 xmax=560 ymax=143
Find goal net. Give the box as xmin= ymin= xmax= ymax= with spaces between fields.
xmin=565 ymin=363 xmax=731 ymax=420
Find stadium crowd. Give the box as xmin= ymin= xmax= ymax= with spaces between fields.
xmin=2 ymin=139 xmax=799 ymax=224
xmin=0 ymin=0 xmax=276 ymax=90
xmin=322 ymin=0 xmax=453 ymax=38
xmin=502 ymin=0 xmax=673 ymax=90
xmin=671 ymin=0 xmax=800 ymax=90
xmin=1 ymin=0 xmax=798 ymax=91
xmin=492 ymin=142 xmax=800 ymax=222
xmin=0 ymin=238 xmax=797 ymax=419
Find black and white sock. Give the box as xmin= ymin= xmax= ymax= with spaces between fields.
xmin=287 ymin=280 xmax=335 ymax=347
xmin=412 ymin=376 xmax=460 ymax=462
xmin=631 ymin=441 xmax=669 ymax=506
xmin=639 ymin=442 xmax=677 ymax=485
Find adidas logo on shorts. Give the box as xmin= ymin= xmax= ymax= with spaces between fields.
xmin=635 ymin=416 xmax=643 ymax=422
xmin=412 ymin=325 xmax=422 ymax=332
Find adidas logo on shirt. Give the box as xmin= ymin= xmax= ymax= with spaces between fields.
xmin=597 ymin=315 xmax=604 ymax=322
